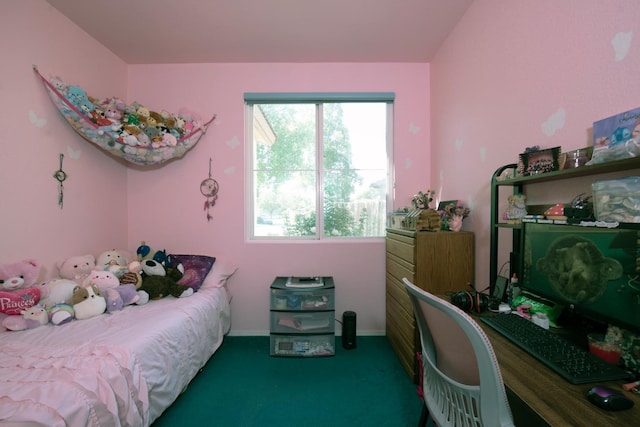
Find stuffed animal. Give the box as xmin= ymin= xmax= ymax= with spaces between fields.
xmin=135 ymin=242 xmax=173 ymax=267
xmin=0 ymin=259 xmax=42 ymax=316
xmin=136 ymin=241 xmax=153 ymax=261
xmin=37 ymin=278 xmax=78 ymax=310
xmin=503 ymin=193 xmax=528 ymax=223
xmin=72 ymin=284 xmax=106 ymax=320
xmin=120 ymin=270 xmax=143 ymax=288
xmin=2 ymin=304 xmax=48 ymax=331
xmin=56 ymin=254 xmax=96 ymax=282
xmin=93 ymin=246 xmax=147 ymax=304
xmin=96 ymin=249 xmax=142 ymax=279
xmin=0 ymin=259 xmax=40 ymax=291
xmin=103 ymin=288 xmax=124 ymax=312
xmin=83 ymin=269 xmax=120 ymax=289
xmin=139 ymin=259 xmax=193 ymax=300
xmin=48 ymin=303 xmax=75 ymax=325
xmin=96 ymin=249 xmax=128 ymax=268
xmin=83 ymin=269 xmax=140 ymax=311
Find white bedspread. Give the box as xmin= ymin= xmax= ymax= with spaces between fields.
xmin=0 ymin=287 xmax=231 ymax=426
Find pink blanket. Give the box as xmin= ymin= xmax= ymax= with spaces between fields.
xmin=0 ymin=342 xmax=149 ymax=426
xmin=0 ymin=286 xmax=231 ymax=426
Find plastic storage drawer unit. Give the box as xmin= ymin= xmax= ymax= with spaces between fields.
xmin=269 ymin=276 xmax=335 ymax=357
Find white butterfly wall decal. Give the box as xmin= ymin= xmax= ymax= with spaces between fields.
xmin=28 ymin=109 xmax=46 ymax=127
xmin=67 ymin=146 xmax=81 ymax=160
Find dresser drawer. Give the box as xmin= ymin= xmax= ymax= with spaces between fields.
xmin=386 ymin=273 xmax=413 ymax=312
xmin=386 ymin=287 xmax=414 ymax=333
xmin=386 ymin=253 xmax=414 ymax=283
xmin=386 ymin=230 xmax=415 ymax=263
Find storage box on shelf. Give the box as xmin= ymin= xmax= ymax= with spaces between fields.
xmin=592 ymin=176 xmax=640 ymax=223
xmin=269 ymin=276 xmax=335 ymax=357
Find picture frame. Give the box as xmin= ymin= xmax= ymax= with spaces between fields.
xmin=518 ymin=147 xmax=561 ymax=176
xmin=437 ymin=200 xmax=458 ymax=211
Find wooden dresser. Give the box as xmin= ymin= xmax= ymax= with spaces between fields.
xmin=385 ymin=228 xmax=475 ymax=382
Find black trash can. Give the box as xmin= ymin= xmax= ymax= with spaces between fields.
xmin=342 ymin=311 xmax=356 ymax=349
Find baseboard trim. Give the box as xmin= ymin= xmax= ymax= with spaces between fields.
xmin=227 ymin=330 xmax=386 ymax=337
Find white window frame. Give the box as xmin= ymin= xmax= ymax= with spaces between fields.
xmin=245 ymin=92 xmax=395 ymax=241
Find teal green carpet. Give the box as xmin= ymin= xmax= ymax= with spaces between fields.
xmin=152 ymin=336 xmax=424 ymax=427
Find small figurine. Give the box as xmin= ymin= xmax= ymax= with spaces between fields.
xmin=503 ymin=194 xmax=527 ymax=223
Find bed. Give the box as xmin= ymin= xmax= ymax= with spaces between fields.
xmin=0 ymin=256 xmax=236 ymax=426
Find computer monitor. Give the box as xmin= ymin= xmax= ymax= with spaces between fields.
xmin=520 ymin=222 xmax=640 ymax=333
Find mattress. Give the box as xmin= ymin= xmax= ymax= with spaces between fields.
xmin=0 ymin=286 xmax=231 ymax=426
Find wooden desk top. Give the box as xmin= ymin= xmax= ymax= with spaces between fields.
xmin=477 ymin=314 xmax=639 ymax=426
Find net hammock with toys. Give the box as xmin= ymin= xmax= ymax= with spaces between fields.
xmin=34 ymin=66 xmax=215 ymax=166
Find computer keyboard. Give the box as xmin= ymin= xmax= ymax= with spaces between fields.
xmin=480 ymin=313 xmax=629 ymax=384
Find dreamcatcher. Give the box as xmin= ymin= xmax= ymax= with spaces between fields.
xmin=200 ymin=157 xmax=219 ymax=221
xmin=53 ymin=153 xmax=68 ymax=209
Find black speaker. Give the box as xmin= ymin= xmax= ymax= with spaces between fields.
xmin=342 ymin=311 xmax=356 ymax=349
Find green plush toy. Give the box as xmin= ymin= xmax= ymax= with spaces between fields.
xmin=139 ymin=259 xmax=193 ymax=300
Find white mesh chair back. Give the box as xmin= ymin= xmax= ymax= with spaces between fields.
xmin=403 ymin=278 xmax=514 ymax=427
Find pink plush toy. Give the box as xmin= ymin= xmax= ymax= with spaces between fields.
xmin=0 ymin=259 xmax=41 ymax=316
xmin=56 ymin=254 xmax=96 ymax=283
xmin=2 ymin=304 xmax=48 ymax=331
xmin=84 ymin=269 xmax=139 ymax=311
xmin=0 ymin=259 xmax=40 ymax=291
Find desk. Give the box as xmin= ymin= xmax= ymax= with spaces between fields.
xmin=477 ymin=315 xmax=639 ymax=426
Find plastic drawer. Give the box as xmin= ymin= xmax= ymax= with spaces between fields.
xmin=270 ymin=311 xmax=335 ymax=334
xmin=270 ymin=334 xmax=335 ymax=357
xmin=270 ymin=288 xmax=334 ymax=311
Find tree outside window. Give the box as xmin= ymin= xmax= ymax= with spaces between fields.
xmin=248 ymin=96 xmax=391 ymax=239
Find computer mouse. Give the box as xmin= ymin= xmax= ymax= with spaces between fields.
xmin=587 ymin=386 xmax=635 ymax=411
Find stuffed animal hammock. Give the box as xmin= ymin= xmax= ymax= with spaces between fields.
xmin=34 ymin=66 xmax=215 ymax=166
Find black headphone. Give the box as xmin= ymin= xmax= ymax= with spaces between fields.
xmin=450 ymin=290 xmax=490 ymax=313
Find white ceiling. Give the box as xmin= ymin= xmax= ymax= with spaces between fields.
xmin=46 ymin=0 xmax=473 ymax=64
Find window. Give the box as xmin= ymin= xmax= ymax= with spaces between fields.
xmin=245 ymin=93 xmax=394 ymax=240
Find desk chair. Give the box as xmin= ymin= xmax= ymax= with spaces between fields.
xmin=403 ymin=278 xmax=514 ymax=427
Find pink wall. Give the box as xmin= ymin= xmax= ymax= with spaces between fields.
xmin=0 ymin=1 xmax=128 ymax=279
xmin=9 ymin=0 xmax=634 ymax=335
xmin=126 ymin=63 xmax=430 ymax=334
xmin=431 ymin=0 xmax=640 ymax=289
xmin=1 ymin=1 xmax=430 ymax=335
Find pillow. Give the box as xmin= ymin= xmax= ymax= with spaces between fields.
xmin=200 ymin=256 xmax=239 ymax=289
xmin=169 ymin=254 xmax=216 ymax=292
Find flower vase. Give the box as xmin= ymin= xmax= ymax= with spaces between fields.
xmin=449 ymin=215 xmax=463 ymax=232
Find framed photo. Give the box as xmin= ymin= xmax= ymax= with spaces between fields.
xmin=518 ymin=147 xmax=560 ymax=176
xmin=437 ymin=200 xmax=458 ymax=211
